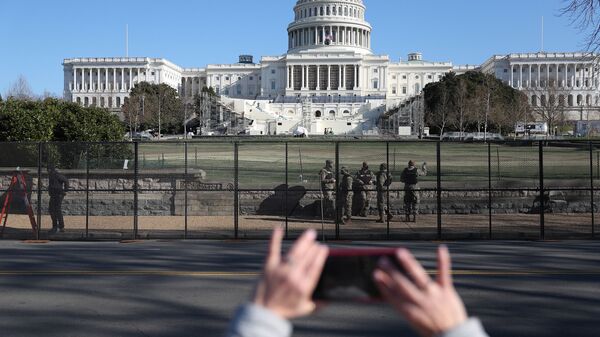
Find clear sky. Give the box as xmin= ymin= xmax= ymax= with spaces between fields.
xmin=0 ymin=0 xmax=589 ymax=97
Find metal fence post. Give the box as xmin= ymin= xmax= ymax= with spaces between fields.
xmin=184 ymin=141 xmax=188 ymax=239
xmin=539 ymin=142 xmax=545 ymax=240
xmin=85 ymin=142 xmax=90 ymax=240
xmin=488 ymin=143 xmax=492 ymax=239
xmin=36 ymin=142 xmax=42 ymax=240
xmin=335 ymin=141 xmax=340 ymax=240
xmin=386 ymin=141 xmax=390 ymax=238
xmin=234 ymin=142 xmax=239 ymax=239
xmin=285 ymin=142 xmax=289 ymax=239
xmin=436 ymin=141 xmax=442 ymax=240
xmin=134 ymin=141 xmax=139 ymax=240
xmin=590 ymin=142 xmax=596 ymax=239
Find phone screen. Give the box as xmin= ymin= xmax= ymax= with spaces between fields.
xmin=312 ymin=248 xmax=405 ymax=302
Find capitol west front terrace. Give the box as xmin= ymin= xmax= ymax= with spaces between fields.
xmin=62 ymin=0 xmax=600 ymax=136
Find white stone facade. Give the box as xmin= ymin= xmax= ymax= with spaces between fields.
xmin=480 ymin=52 xmax=600 ymax=120
xmin=63 ymin=0 xmax=600 ymax=135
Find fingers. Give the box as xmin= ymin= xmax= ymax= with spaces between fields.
xmin=436 ymin=245 xmax=453 ymax=288
xmin=398 ymin=249 xmax=432 ymax=290
xmin=304 ymin=245 xmax=329 ymax=290
xmin=286 ymin=229 xmax=317 ymax=262
xmin=377 ymin=257 xmax=423 ymax=304
xmin=266 ymin=227 xmax=284 ymax=269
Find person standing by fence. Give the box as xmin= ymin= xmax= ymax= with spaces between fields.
xmin=400 ymin=160 xmax=427 ymax=222
xmin=338 ymin=167 xmax=353 ymax=224
xmin=376 ymin=163 xmax=394 ymax=223
xmin=47 ymin=164 xmax=69 ymax=234
xmin=319 ymin=160 xmax=336 ymax=218
xmin=355 ymin=162 xmax=375 ymax=217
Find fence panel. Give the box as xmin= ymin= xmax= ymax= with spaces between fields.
xmin=388 ymin=142 xmax=438 ymax=239
xmin=185 ymin=142 xmax=235 ymax=239
xmin=85 ymin=142 xmax=136 ymax=240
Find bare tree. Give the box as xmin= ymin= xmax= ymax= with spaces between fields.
xmin=5 ymin=75 xmax=34 ymax=100
xmin=452 ymin=79 xmax=469 ymax=139
xmin=562 ymin=0 xmax=600 ymax=51
xmin=530 ymin=80 xmax=570 ymax=134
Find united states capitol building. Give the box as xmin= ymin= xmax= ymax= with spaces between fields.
xmin=62 ymin=0 xmax=600 ymax=136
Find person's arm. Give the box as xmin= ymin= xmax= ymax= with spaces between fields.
xmin=60 ymin=174 xmax=70 ymax=192
xmin=226 ymin=229 xmax=328 ymax=337
xmin=419 ymin=163 xmax=428 ymax=177
xmin=374 ymin=246 xmax=489 ymax=337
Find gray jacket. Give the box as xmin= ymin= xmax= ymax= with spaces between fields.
xmin=226 ymin=304 xmax=489 ymax=337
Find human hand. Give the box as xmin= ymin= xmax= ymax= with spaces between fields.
xmin=374 ymin=246 xmax=467 ymax=337
xmin=253 ymin=228 xmax=329 ymax=320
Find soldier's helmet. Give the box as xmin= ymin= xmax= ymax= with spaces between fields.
xmin=362 ymin=162 xmax=369 ymax=169
xmin=341 ymin=167 xmax=349 ymax=175
xmin=325 ymin=160 xmax=333 ymax=167
xmin=380 ymin=163 xmax=387 ymax=171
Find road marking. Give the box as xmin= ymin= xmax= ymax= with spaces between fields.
xmin=0 ymin=270 xmax=598 ymax=277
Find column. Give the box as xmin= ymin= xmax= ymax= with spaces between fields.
xmin=73 ymin=67 xmax=77 ymax=92
xmin=529 ymin=65 xmax=532 ymax=88
xmin=510 ymin=65 xmax=514 ymax=88
xmin=338 ymin=65 xmax=342 ymax=90
xmin=301 ymin=65 xmax=305 ymax=89
xmin=546 ymin=64 xmax=549 ymax=87
xmin=321 ymin=26 xmax=325 ymax=45
xmin=537 ymin=65 xmax=541 ymax=88
xmin=97 ymin=68 xmax=100 ymax=91
xmin=518 ymin=65 xmax=522 ymax=88
xmin=121 ymin=68 xmax=124 ymax=92
xmin=327 ymin=65 xmax=331 ymax=90
xmin=105 ymin=68 xmax=108 ymax=91
xmin=291 ymin=65 xmax=295 ymax=90
xmin=113 ymin=68 xmax=116 ymax=91
xmin=317 ymin=65 xmax=321 ymax=90
xmin=354 ymin=65 xmax=358 ymax=89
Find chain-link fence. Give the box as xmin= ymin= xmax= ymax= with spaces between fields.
xmin=0 ymin=140 xmax=597 ymax=241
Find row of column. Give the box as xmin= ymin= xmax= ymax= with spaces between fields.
xmin=509 ymin=63 xmax=598 ymax=90
xmin=289 ymin=26 xmax=370 ymax=49
xmin=72 ymin=67 xmax=153 ymax=93
xmin=181 ymin=77 xmax=205 ymax=98
xmin=287 ymin=64 xmax=360 ymax=91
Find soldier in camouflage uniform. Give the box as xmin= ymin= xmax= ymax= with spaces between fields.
xmin=338 ymin=167 xmax=353 ymax=224
xmin=376 ymin=163 xmax=394 ymax=223
xmin=319 ymin=160 xmax=336 ymax=218
xmin=400 ymin=160 xmax=428 ymax=222
xmin=355 ymin=162 xmax=374 ymax=217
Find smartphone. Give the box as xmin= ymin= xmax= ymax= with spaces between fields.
xmin=312 ymin=248 xmax=405 ymax=302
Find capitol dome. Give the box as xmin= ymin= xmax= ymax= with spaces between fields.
xmin=288 ymin=0 xmax=372 ymax=54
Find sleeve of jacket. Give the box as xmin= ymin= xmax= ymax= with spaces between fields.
xmin=225 ymin=304 xmax=293 ymax=337
xmin=437 ymin=318 xmax=489 ymax=337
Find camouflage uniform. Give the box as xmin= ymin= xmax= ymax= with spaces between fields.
xmin=319 ymin=160 xmax=336 ymax=218
xmin=376 ymin=164 xmax=393 ymax=223
xmin=48 ymin=165 xmax=69 ymax=233
xmin=338 ymin=167 xmax=353 ymax=223
xmin=400 ymin=161 xmax=428 ymax=222
xmin=355 ymin=162 xmax=374 ymax=217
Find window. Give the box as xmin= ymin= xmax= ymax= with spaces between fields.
xmin=392 ymin=75 xmax=397 ymax=80
xmin=416 ymin=76 xmax=420 ymax=79
xmin=402 ymin=75 xmax=407 ymax=79
xmin=249 ymin=76 xmax=253 ymax=81
xmin=392 ymin=87 xmax=397 ymax=94
xmin=428 ymin=75 xmax=433 ymax=79
xmin=373 ymin=80 xmax=379 ymax=89
xmin=236 ymin=84 xmax=242 ymax=95
xmin=271 ymin=80 xmax=276 ymax=90
xmin=402 ymin=87 xmax=407 ymax=94
xmin=343 ymin=110 xmax=350 ymax=114
xmin=320 ymin=7 xmax=324 ymax=15
xmin=373 ymin=68 xmax=378 ymax=73
xmin=347 ymin=122 xmax=352 ymax=126
xmin=271 ymin=69 xmax=276 ymax=74
xmin=215 ymin=76 xmax=220 ymax=81
xmin=504 ymin=69 xmax=508 ymax=73
xmin=238 ymin=77 xmax=241 ymax=81
xmin=225 ymin=77 xmax=229 ymax=81
xmin=315 ymin=110 xmax=322 ymax=118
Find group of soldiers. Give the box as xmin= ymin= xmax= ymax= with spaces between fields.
xmin=319 ymin=160 xmax=427 ymax=224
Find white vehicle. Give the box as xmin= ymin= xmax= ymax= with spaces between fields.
xmin=515 ymin=122 xmax=548 ymax=136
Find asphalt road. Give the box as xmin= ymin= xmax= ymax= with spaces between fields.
xmin=0 ymin=239 xmax=599 ymax=337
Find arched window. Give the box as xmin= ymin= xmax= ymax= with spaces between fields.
xmin=320 ymin=7 xmax=324 ymax=15
xmin=84 ymin=97 xmax=89 ymax=107
xmin=309 ymin=8 xmax=312 ymax=16
xmin=315 ymin=110 xmax=322 ymax=118
xmin=288 ymin=110 xmax=295 ymax=115
xmin=329 ymin=110 xmax=336 ymax=118
xmin=577 ymin=94 xmax=583 ymax=106
xmin=531 ymin=95 xmax=537 ymax=106
xmin=558 ymin=95 xmax=565 ymax=107
xmin=339 ymin=6 xmax=342 ymax=15
xmin=327 ymin=6 xmax=330 ymax=15
xmin=116 ymin=97 xmax=121 ymax=107
xmin=549 ymin=95 xmax=556 ymax=106
xmin=108 ymin=97 xmax=113 ymax=108
xmin=587 ymin=94 xmax=592 ymax=106
xmin=92 ymin=97 xmax=97 ymax=106
xmin=100 ymin=97 xmax=105 ymax=107
xmin=343 ymin=110 xmax=350 ymax=115
xmin=541 ymin=95 xmax=547 ymax=107
xmin=333 ymin=7 xmax=336 ymax=15
xmin=76 ymin=97 xmax=81 ymax=105
xmin=344 ymin=7 xmax=348 ymax=16
xmin=568 ymin=95 xmax=574 ymax=107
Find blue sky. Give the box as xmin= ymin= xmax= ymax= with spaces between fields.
xmin=0 ymin=0 xmax=588 ymax=96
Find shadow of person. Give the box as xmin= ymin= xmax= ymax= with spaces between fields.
xmin=257 ymin=184 xmax=307 ymax=216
